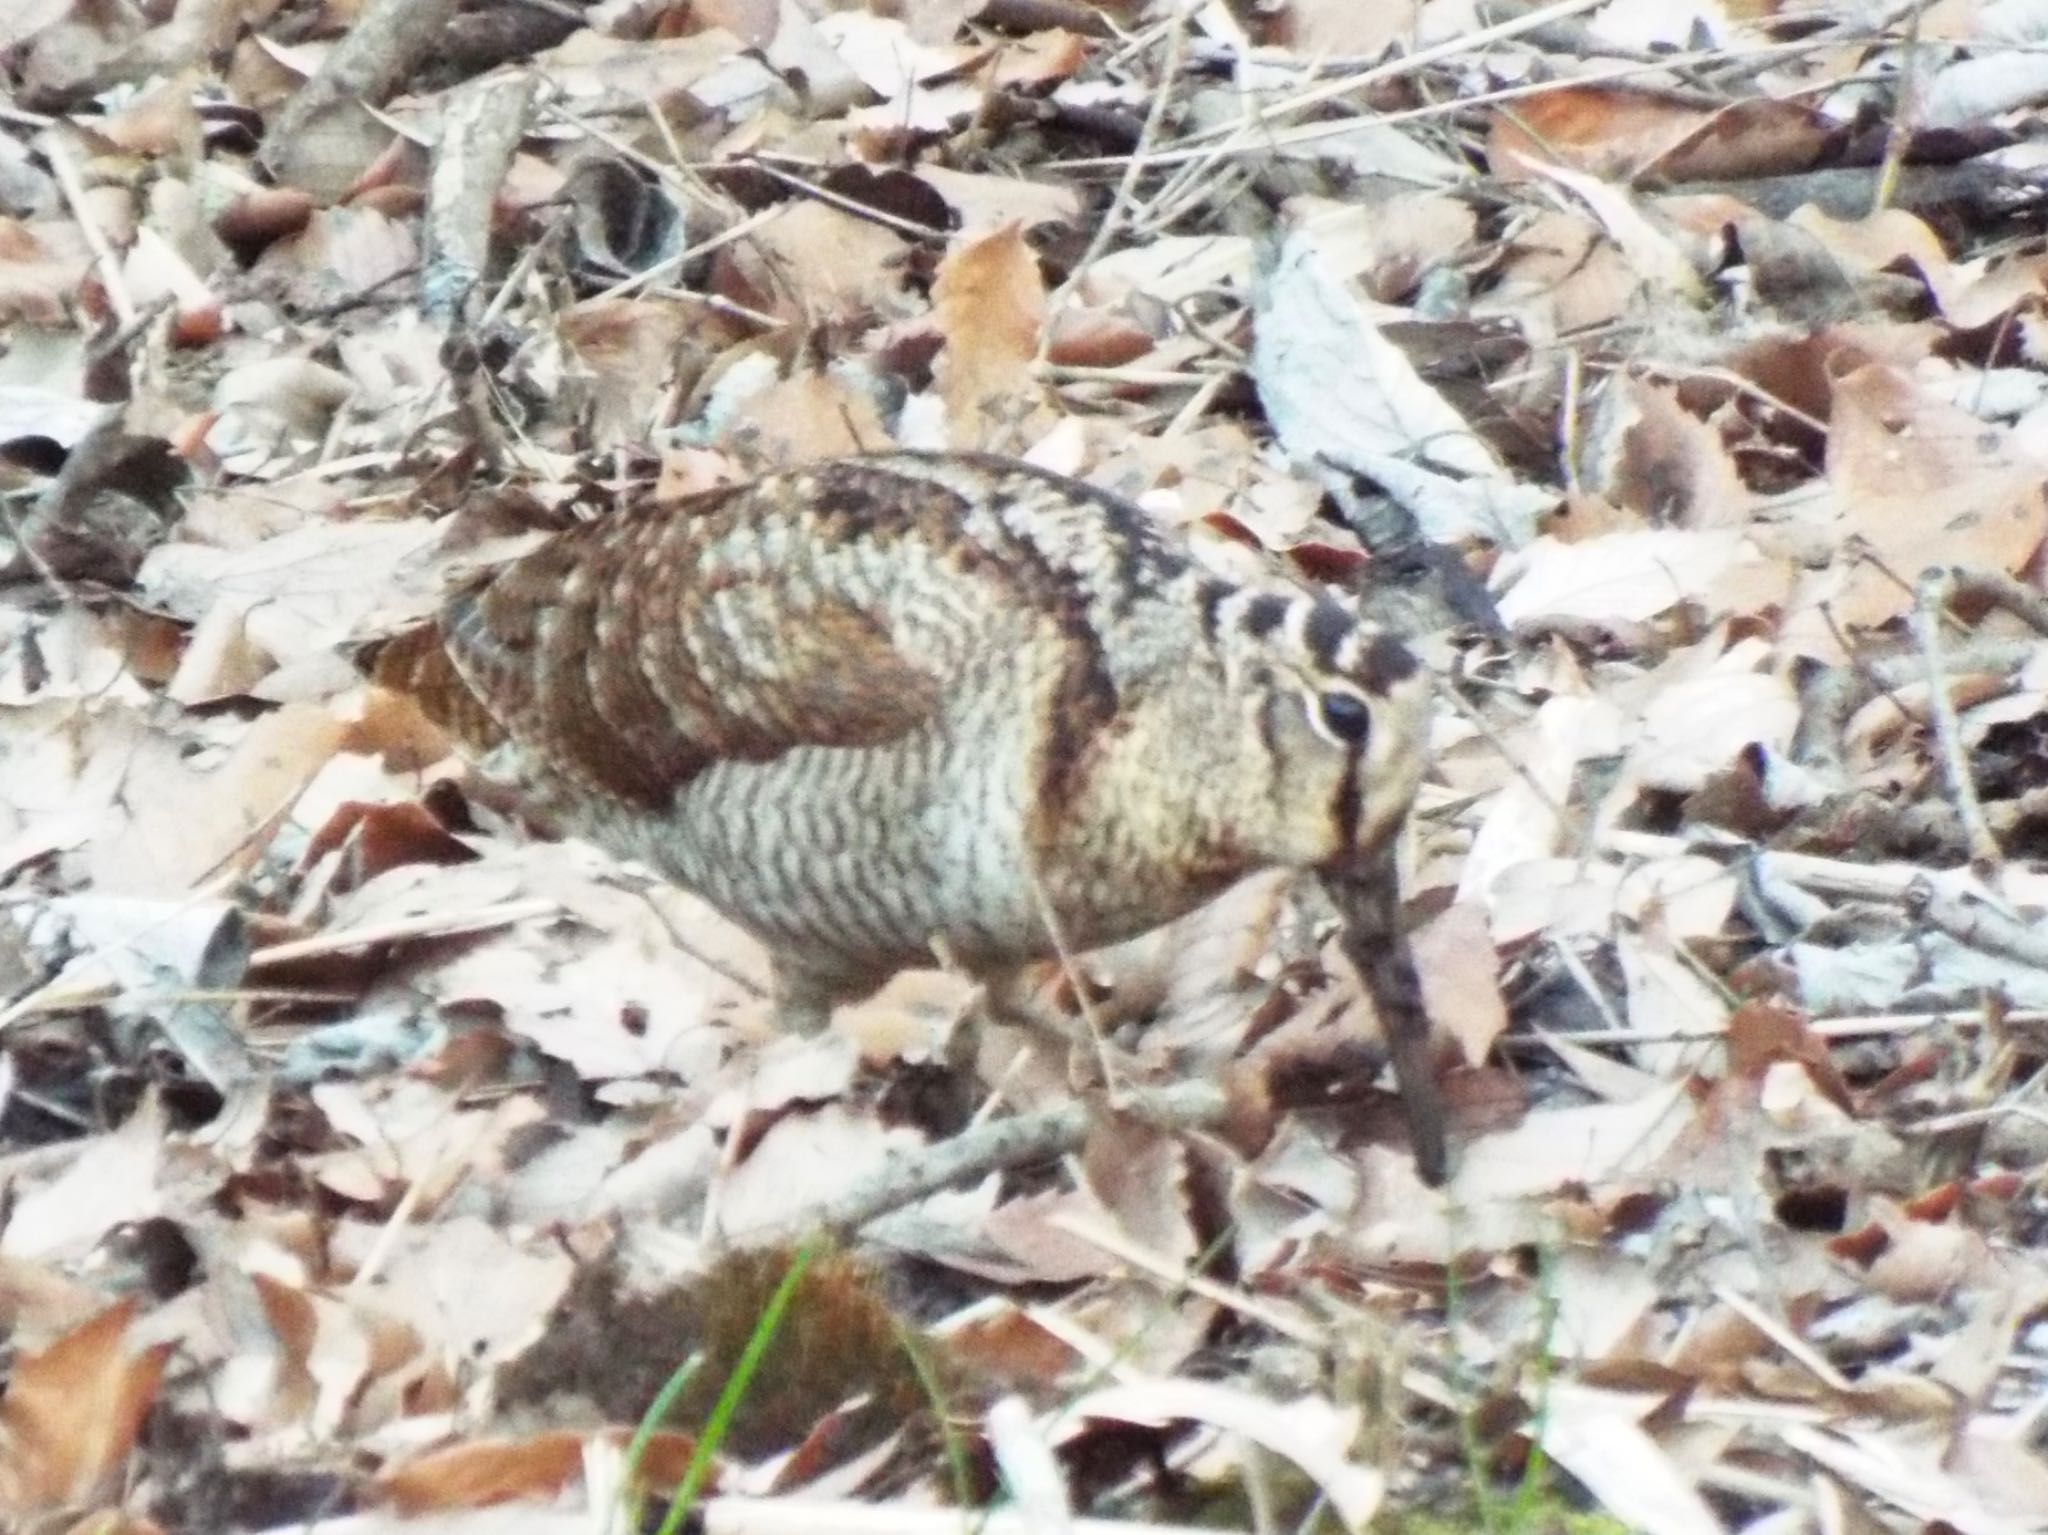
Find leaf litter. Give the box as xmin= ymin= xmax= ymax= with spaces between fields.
xmin=5 ymin=1 xmax=2048 ymax=1533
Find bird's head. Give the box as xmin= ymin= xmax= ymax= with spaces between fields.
xmin=1195 ymin=585 xmax=1430 ymax=876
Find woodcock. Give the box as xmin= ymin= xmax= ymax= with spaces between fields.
xmin=370 ymin=452 xmax=1449 ymax=1183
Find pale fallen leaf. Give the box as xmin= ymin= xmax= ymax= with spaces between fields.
xmin=722 ymin=366 xmax=895 ymax=462
xmin=1617 ymin=926 xmax=1732 ymax=1069
xmin=84 ymin=702 xmax=347 ymax=895
xmin=1798 ymin=362 xmax=2048 ymax=635
xmin=0 ymin=0 xmax=71 ymax=52
xmin=1 ymin=1096 xmax=167 ymax=1262
xmin=1781 ymin=1422 xmax=2042 ymax=1535
xmin=1069 ymin=1381 xmax=1382 ymax=1534
xmin=715 ymin=200 xmax=914 ymax=328
xmin=1253 ymin=219 xmax=1551 ymax=545
xmin=916 ymin=166 xmax=1079 ymax=233
xmin=1078 ymin=1115 xmax=1198 ymax=1271
xmin=138 ymin=517 xmax=443 ymax=658
xmin=1411 ymin=902 xmax=1508 ymax=1065
xmin=367 ymin=1217 xmax=575 ymax=1370
xmin=1540 ymin=1385 xmax=1724 ymax=1535
xmin=1451 ymin=1081 xmax=1697 ymax=1200
xmin=1493 ymin=529 xmax=1778 ymax=628
xmin=1083 ymin=236 xmax=1252 ymax=306
xmin=711 ymin=1102 xmax=926 ymax=1240
xmin=1460 ymin=695 xmax=1626 ymax=908
xmin=986 ymin=1396 xmax=1073 ymax=1535
xmin=1613 ymin=855 xmax=1739 ymax=942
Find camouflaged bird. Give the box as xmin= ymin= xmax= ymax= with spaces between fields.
xmin=370 ymin=452 xmax=1448 ymax=1182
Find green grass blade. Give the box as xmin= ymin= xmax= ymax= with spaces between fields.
xmin=654 ymin=1241 xmax=820 ymax=1535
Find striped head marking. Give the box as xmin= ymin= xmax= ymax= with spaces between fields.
xmin=1206 ymin=584 xmax=1430 ymax=872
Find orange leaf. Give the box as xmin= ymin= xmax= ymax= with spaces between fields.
xmin=0 ymin=1299 xmax=172 ymax=1517
xmin=376 ymin=1429 xmax=703 ymax=1512
xmin=376 ymin=1432 xmax=588 ymax=1513
xmin=932 ymin=223 xmax=1054 ymax=450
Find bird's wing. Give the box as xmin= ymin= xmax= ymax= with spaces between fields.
xmin=431 ymin=476 xmax=959 ymax=810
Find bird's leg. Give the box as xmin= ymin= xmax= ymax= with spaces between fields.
xmin=1321 ymin=852 xmax=1451 ymax=1187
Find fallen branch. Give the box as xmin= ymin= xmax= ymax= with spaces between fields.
xmin=261 ymin=0 xmax=463 ymax=198
xmin=1907 ymin=878 xmax=2048 ymax=974
xmin=421 ymin=74 xmax=538 ymax=329
xmin=725 ymin=1078 xmax=1232 ymax=1249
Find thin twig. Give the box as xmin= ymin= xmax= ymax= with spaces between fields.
xmin=43 ymin=132 xmax=136 ymax=324
xmin=1046 ymin=1210 xmax=1326 ymax=1346
xmin=1870 ymin=0 xmax=1929 ymax=215
xmin=1024 ymin=868 xmax=1125 ymax=1104
xmin=1169 ymin=0 xmax=1607 ymax=150
xmin=1710 ymin=1284 xmax=1854 ymax=1393
xmin=245 ymin=899 xmax=560 ymax=967
xmin=1039 ymin=0 xmax=1191 ymax=352
xmin=1052 ymin=45 xmax=1831 ymax=173
xmin=1911 ymin=567 xmax=2001 ymax=867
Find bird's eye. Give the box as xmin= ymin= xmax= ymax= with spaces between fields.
xmin=1317 ymin=690 xmax=1372 ymax=744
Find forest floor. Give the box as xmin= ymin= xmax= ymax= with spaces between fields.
xmin=3 ymin=0 xmax=2048 ymax=1532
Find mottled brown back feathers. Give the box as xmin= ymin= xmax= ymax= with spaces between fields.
xmin=361 ymin=619 xmax=510 ymax=761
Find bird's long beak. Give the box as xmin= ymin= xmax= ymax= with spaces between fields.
xmin=1321 ymin=854 xmax=1450 ymax=1187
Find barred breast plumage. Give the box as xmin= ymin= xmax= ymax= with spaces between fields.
xmin=369 ymin=451 xmax=1447 ymax=1181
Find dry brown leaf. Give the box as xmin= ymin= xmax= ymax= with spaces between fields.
xmin=1490 ymin=86 xmax=1714 ymax=185
xmin=0 ymin=216 xmax=87 ymax=324
xmin=1645 ymin=97 xmax=1836 ymax=183
xmin=721 ymin=366 xmax=896 ymax=462
xmin=1275 ymin=0 xmax=1419 ymax=53
xmin=1811 ymin=361 xmax=2048 ymax=633
xmin=1588 ymin=375 xmax=1757 ymax=529
xmin=0 ymin=1298 xmax=172 ymax=1517
xmin=558 ymin=297 xmax=700 ymax=449
xmin=379 ymin=1430 xmax=705 ymax=1513
xmin=1078 ymin=1114 xmax=1198 ymax=1270
xmin=932 ymin=223 xmax=1054 ymax=451
xmin=713 ymin=200 xmax=914 ymax=328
